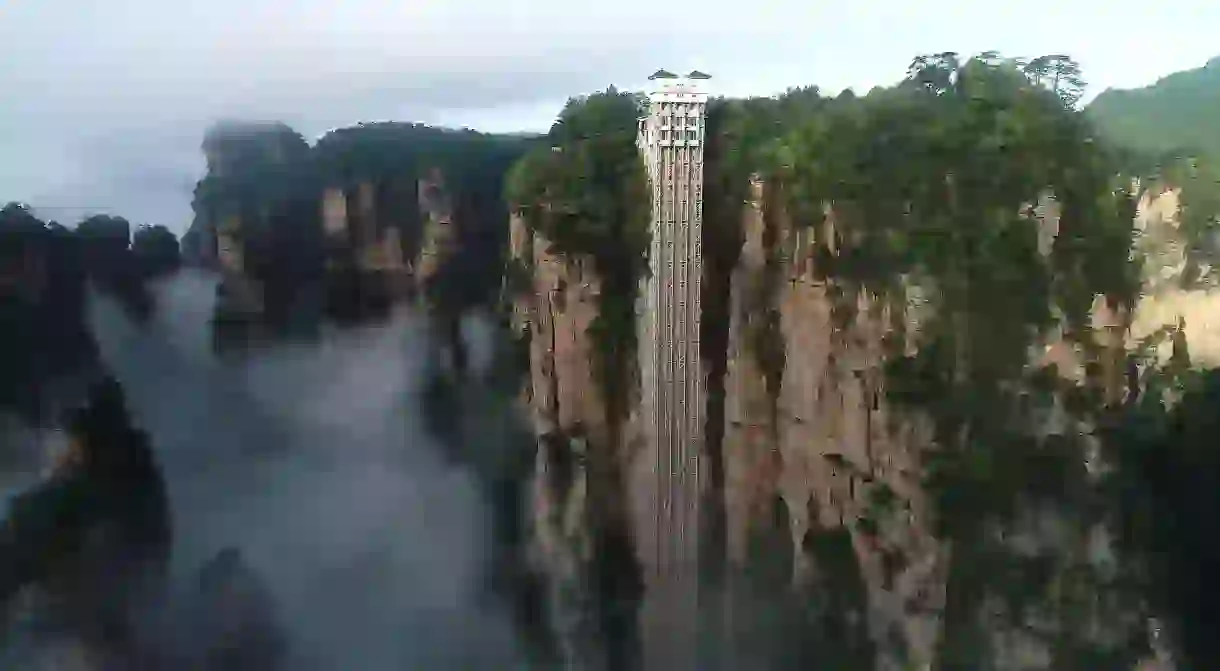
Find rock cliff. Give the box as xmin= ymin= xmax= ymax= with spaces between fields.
xmin=506 ymin=176 xmax=942 ymax=666
xmin=1129 ymin=186 xmax=1220 ymax=367
xmin=716 ymin=178 xmax=942 ymax=667
xmin=507 ymin=171 xmax=1202 ymax=668
xmin=508 ymin=208 xmax=651 ymax=668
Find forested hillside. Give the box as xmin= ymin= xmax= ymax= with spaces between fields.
xmin=1088 ymin=56 xmax=1220 ymax=160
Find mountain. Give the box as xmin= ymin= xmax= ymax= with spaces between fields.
xmin=1087 ymin=56 xmax=1220 ymax=160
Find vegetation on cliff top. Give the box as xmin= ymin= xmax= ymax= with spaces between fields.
xmin=506 ymin=87 xmax=651 ymax=426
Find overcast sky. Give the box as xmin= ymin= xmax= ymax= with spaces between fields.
xmin=2 ymin=0 xmax=1217 ymax=232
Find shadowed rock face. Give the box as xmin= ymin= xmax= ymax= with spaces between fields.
xmin=0 ymin=376 xmax=174 ymax=670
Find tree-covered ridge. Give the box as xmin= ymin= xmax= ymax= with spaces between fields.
xmin=506 ymin=87 xmax=652 ymax=425
xmin=1087 ymin=56 xmax=1220 ymax=161
xmin=312 ymin=122 xmax=527 ymax=187
xmin=194 ymin=120 xmax=531 ymax=231
xmin=191 ymin=119 xmax=532 ymax=321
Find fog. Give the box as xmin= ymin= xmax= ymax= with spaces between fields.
xmin=83 ymin=268 xmax=527 ymax=669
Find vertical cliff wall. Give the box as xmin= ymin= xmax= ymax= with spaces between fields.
xmin=501 ymin=64 xmax=1213 ymax=668
xmin=507 ymin=214 xmax=608 ymax=440
xmin=508 ymin=173 xmax=942 ymax=667
xmin=507 ymin=211 xmax=647 ymax=669
xmin=713 ymin=179 xmax=1196 ymax=670
xmin=717 ymin=179 xmax=942 ymax=668
xmin=505 ymin=175 xmax=1190 ymax=669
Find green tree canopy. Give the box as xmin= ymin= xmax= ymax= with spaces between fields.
xmin=131 ymin=224 xmax=181 ymax=276
xmin=1087 ymin=56 xmax=1220 ymax=161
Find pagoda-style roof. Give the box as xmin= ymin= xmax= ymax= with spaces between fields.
xmin=686 ymin=70 xmax=712 ymax=79
xmin=648 ymin=69 xmax=678 ymax=80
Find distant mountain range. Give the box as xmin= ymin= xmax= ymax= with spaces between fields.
xmin=1087 ymin=56 xmax=1220 ymax=160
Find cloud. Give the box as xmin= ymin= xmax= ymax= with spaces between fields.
xmin=2 ymin=0 xmax=1218 ymax=231
xmin=1 ymin=1 xmax=685 ymax=230
xmin=86 ymin=273 xmax=532 ymax=668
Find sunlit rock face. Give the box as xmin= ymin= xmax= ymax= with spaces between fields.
xmin=508 ymin=215 xmax=607 ymax=440
xmin=717 ymin=180 xmax=941 ymax=669
xmin=1127 ymin=186 xmax=1220 ymax=367
xmin=1134 ymin=187 xmax=1189 ymax=291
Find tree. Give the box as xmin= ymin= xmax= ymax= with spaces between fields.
xmin=75 ymin=214 xmax=160 ymax=322
xmin=1025 ymin=55 xmax=1086 ymax=107
xmin=0 ymin=203 xmax=97 ymax=420
xmin=131 ymin=224 xmax=181 ymax=276
xmin=76 ymin=214 xmax=132 ymax=275
xmin=906 ymin=51 xmax=962 ymax=95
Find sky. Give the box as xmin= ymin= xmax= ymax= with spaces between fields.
xmin=2 ymin=0 xmax=1218 ymax=232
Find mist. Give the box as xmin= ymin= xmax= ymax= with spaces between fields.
xmin=86 ymin=268 xmax=527 ymax=669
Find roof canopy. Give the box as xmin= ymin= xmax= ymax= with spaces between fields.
xmin=648 ymin=69 xmax=678 ymax=80
xmin=686 ymin=70 xmax=712 ymax=79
